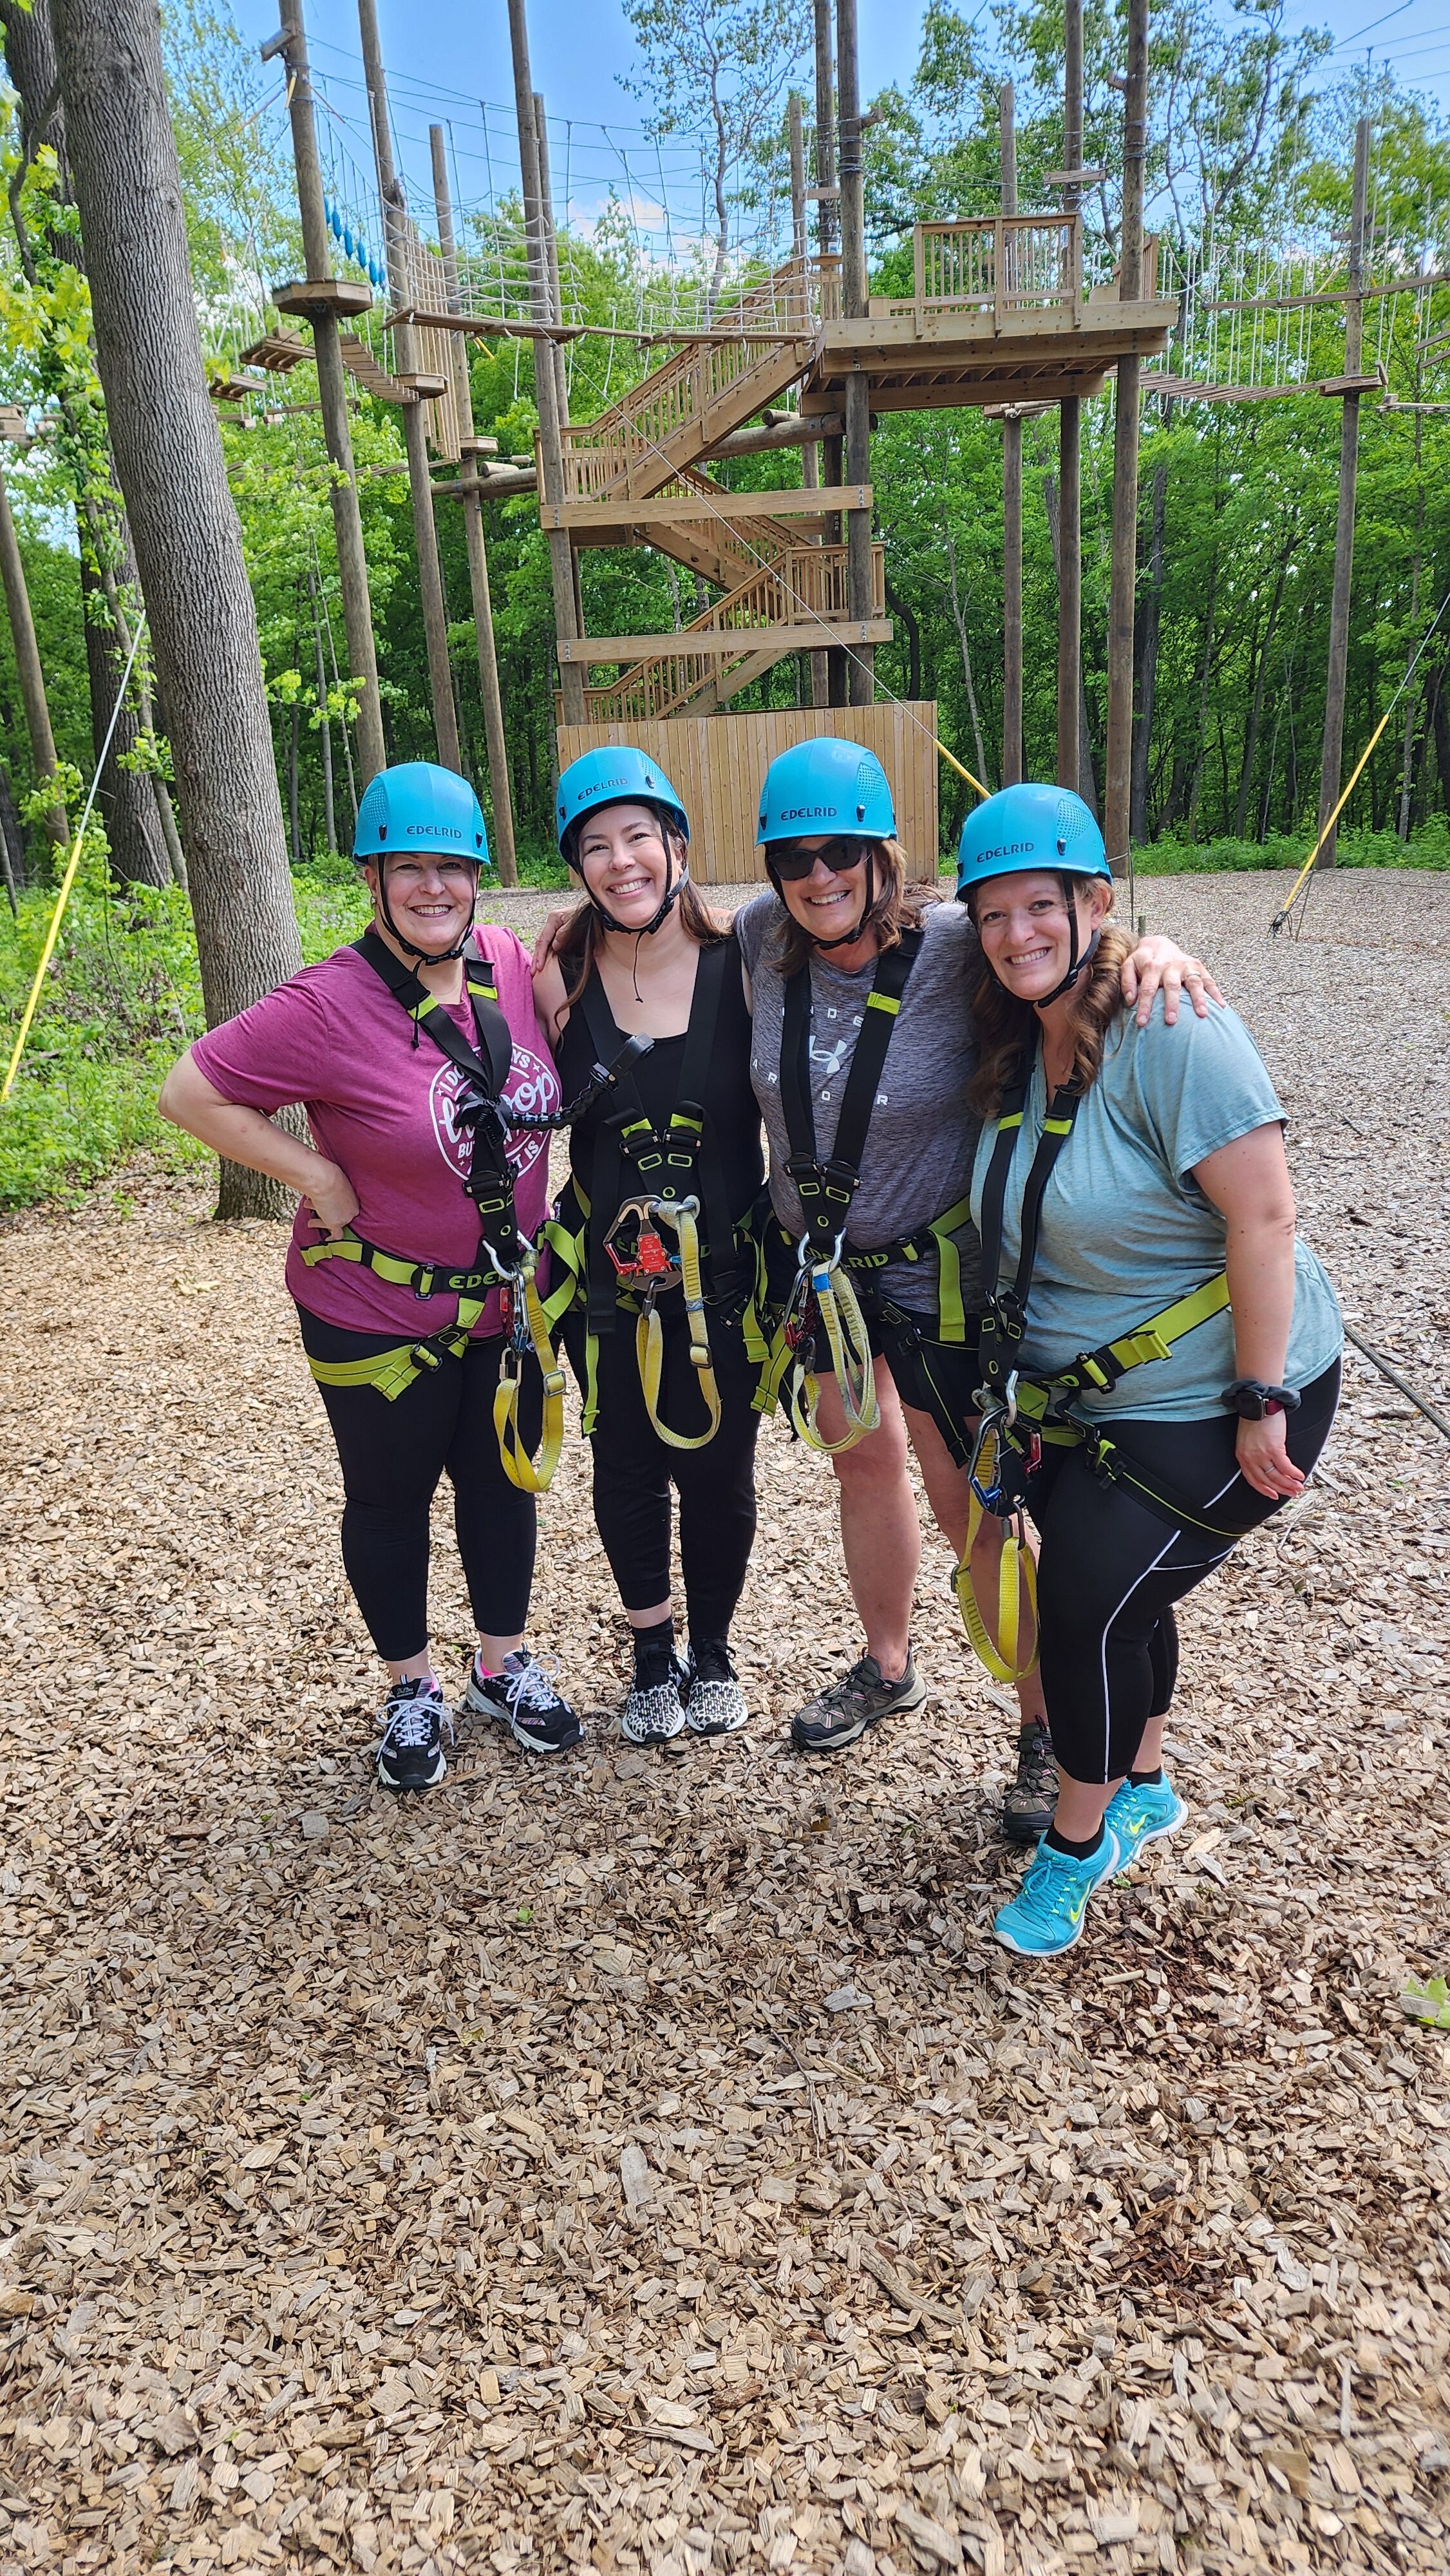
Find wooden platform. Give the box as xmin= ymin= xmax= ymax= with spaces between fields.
xmin=554 ymin=705 xmax=941 ymax=884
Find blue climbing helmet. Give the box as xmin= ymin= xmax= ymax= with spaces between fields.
xmin=756 ymin=736 xmax=896 ymax=847
xmin=957 ymin=784 xmax=1113 ymax=1003
xmin=555 ymin=746 xmax=690 ymax=857
xmin=956 ymin=782 xmax=1109 ymax=900
xmin=353 ymin=762 xmax=491 ymax=965
xmin=555 ymin=746 xmax=691 ymax=938
xmin=353 ymin=761 xmax=492 ymax=868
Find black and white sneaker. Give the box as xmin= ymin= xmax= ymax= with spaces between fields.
xmin=621 ymin=1639 xmax=688 ymax=1747
xmin=464 ymin=1649 xmax=581 ymax=1755
xmin=684 ymin=1640 xmax=750 ymax=1738
xmin=376 ymin=1676 xmax=453 ymax=1792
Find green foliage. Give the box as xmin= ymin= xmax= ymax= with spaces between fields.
xmin=1134 ymin=822 xmax=1450 ymax=874
xmin=1402 ymin=1975 xmax=1450 ymax=2030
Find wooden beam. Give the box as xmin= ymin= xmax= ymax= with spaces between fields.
xmin=384 ymin=304 xmax=815 ymax=350
xmin=506 ymin=0 xmax=583 ymax=724
xmin=542 ymin=484 xmax=871 ymax=531
xmin=1000 ymin=81 xmax=1022 ymax=787
xmin=273 ymin=276 xmax=373 ymax=319
xmin=1316 ymin=117 xmax=1371 ymax=871
xmin=1057 ymin=0 xmax=1084 ymax=800
xmin=702 ymin=412 xmax=845 ymax=458
xmin=431 ymin=120 xmax=517 ymax=884
xmin=1103 ymin=0 xmax=1149 ymax=870
xmin=559 ymin=621 xmax=892 ymax=663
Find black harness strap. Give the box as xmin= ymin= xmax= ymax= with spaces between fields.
xmin=578 ymin=939 xmax=739 ymax=1334
xmin=779 ymin=929 xmax=923 ymax=1258
xmin=974 ymin=1072 xmax=1083 ymax=1403
xmin=352 ymin=924 xmax=525 ymax=1265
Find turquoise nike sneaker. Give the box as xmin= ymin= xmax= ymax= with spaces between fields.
xmin=992 ymin=1828 xmax=1122 ymax=1958
xmin=1104 ymin=1774 xmax=1187 ymax=1875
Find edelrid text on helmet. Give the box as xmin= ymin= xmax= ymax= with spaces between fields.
xmin=554 ymin=746 xmax=690 ymax=857
xmin=757 ymin=737 xmax=896 ymax=846
xmin=956 ymin=782 xmax=1110 ymax=900
xmin=353 ymin=761 xmax=491 ymax=866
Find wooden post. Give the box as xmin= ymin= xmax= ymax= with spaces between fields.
xmin=357 ymin=0 xmax=461 ymax=775
xmin=430 ymin=122 xmax=518 ymax=884
xmin=1315 ymin=115 xmax=1371 ymax=869
xmin=1000 ymin=84 xmax=1022 ymax=786
xmin=506 ymin=0 xmax=585 ymax=724
xmin=276 ymin=0 xmax=385 ymax=786
xmin=814 ymin=0 xmax=847 ymax=705
xmin=532 ymin=95 xmax=570 ymax=431
xmin=789 ymin=91 xmax=829 ymax=713
xmin=836 ymin=0 xmax=872 ymax=708
xmin=0 ymin=459 xmax=67 ymax=849
xmin=1102 ymin=0 xmax=1148 ymax=872
xmin=1057 ymin=0 xmax=1083 ymax=795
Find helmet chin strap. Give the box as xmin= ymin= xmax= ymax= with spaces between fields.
xmin=773 ymin=848 xmax=876 ymax=952
xmin=587 ymin=841 xmax=688 ymax=938
xmin=1033 ymin=875 xmax=1101 ymax=1008
xmin=374 ymin=862 xmax=480 ymax=965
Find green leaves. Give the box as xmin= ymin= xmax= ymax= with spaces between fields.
xmin=1402 ymin=1975 xmax=1450 ymax=2031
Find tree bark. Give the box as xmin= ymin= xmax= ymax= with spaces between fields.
xmin=885 ymin=580 xmax=921 ymax=703
xmin=1235 ymin=547 xmax=1289 ymax=841
xmin=0 ymin=753 xmax=23 ymax=907
xmin=78 ymin=542 xmax=169 ymax=887
xmin=1129 ymin=453 xmax=1167 ymax=845
xmin=1 ymin=0 xmax=182 ymax=887
xmin=53 ymin=0 xmax=303 ymax=1218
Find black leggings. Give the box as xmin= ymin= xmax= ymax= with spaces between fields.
xmin=297 ymin=1309 xmax=540 ymax=1663
xmin=1028 ymin=1359 xmax=1341 ymax=1784
xmin=562 ymin=1300 xmax=760 ymax=1640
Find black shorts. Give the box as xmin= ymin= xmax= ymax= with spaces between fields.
xmin=871 ymin=1303 xmax=983 ymax=1467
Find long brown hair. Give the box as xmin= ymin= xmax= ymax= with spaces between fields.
xmin=769 ymin=836 xmax=927 ymax=979
xmin=966 ymin=894 xmax=1132 ymax=1117
xmin=554 ymin=826 xmax=730 ymax=1008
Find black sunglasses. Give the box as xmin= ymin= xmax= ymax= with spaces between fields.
xmin=768 ymin=835 xmax=871 ymax=881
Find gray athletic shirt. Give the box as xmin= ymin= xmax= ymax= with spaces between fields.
xmin=736 ymin=891 xmax=984 ymax=1318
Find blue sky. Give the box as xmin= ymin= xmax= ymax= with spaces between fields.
xmin=234 ymin=0 xmax=1449 ymax=242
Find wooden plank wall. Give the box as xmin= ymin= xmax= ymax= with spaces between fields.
xmin=555 ymin=705 xmax=941 ymax=884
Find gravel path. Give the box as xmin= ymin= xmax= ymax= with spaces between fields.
xmin=1 ymin=871 xmax=1447 ymax=2576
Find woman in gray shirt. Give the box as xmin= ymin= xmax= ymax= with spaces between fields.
xmin=739 ymin=736 xmax=1216 ymax=1820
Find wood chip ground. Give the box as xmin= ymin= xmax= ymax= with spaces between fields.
xmin=1 ymin=871 xmax=1448 ymax=2576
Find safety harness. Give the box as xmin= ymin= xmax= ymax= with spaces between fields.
xmin=765 ymin=931 xmax=969 ymax=1452
xmin=958 ymin=1066 xmax=1236 ymax=1680
xmin=541 ymin=940 xmax=766 ymax=1450
xmin=303 ymin=929 xmax=641 ymax=1495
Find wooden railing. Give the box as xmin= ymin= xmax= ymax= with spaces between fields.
xmin=579 ymin=540 xmax=885 ymax=724
xmin=558 ymin=256 xmax=838 ymax=502
xmin=912 ymin=217 xmax=1080 ymax=325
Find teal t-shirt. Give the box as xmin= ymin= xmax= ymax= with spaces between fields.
xmin=968 ymin=997 xmax=1342 ymax=1423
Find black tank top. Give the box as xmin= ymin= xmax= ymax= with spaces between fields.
xmin=558 ymin=929 xmax=764 ymax=1227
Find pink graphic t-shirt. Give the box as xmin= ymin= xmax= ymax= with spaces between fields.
xmin=191 ymin=926 xmax=560 ymax=1339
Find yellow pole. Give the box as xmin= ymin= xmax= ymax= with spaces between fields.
xmin=1 ymin=612 xmax=149 ymax=1101
xmin=937 ymin=739 xmax=990 ymax=801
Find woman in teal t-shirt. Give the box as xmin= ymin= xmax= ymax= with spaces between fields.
xmin=957 ymin=785 xmax=1342 ymax=1960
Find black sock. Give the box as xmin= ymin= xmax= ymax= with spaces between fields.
xmin=1127 ymin=1765 xmax=1163 ymax=1786
xmin=632 ymin=1615 xmax=676 ymax=1674
xmin=1044 ymin=1822 xmax=1106 ymax=1861
xmin=690 ymin=1634 xmax=733 ymax=1680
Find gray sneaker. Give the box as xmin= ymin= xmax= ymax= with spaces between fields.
xmin=791 ymin=1653 xmax=927 ymax=1754
xmin=1002 ymin=1720 xmax=1057 ymax=1844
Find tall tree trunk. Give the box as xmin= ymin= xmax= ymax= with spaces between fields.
xmin=1042 ymin=471 xmax=1097 ymax=814
xmin=0 ymin=755 xmax=22 ymax=907
xmin=53 ymin=0 xmax=302 ymax=1218
xmin=1129 ymin=455 xmax=1167 ymax=846
xmin=885 ymin=580 xmax=921 ymax=702
xmin=1235 ymin=549 xmax=1290 ymax=841
xmin=1185 ymin=553 xmax=1219 ymax=842
xmin=1 ymin=0 xmax=182 ymax=889
xmin=79 ymin=545 xmax=169 ymax=887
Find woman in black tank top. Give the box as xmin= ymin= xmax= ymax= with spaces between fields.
xmin=536 ymin=753 xmax=766 ymax=1748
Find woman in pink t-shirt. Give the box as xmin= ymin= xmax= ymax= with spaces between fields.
xmin=159 ymin=762 xmax=576 ymax=1792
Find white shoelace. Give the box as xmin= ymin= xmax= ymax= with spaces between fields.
xmin=382 ymin=1685 xmax=446 ymax=1750
xmin=502 ymin=1653 xmax=563 ymax=1714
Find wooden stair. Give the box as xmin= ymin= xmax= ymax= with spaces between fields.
xmin=574 ymin=541 xmax=887 ymax=724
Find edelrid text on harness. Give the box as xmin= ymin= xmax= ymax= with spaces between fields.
xmin=542 ymin=940 xmax=765 ymax=1449
xmin=303 ymin=929 xmax=645 ymax=1494
xmin=958 ymin=1068 xmax=1233 ymax=1681
xmin=766 ymin=931 xmax=933 ymax=1452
